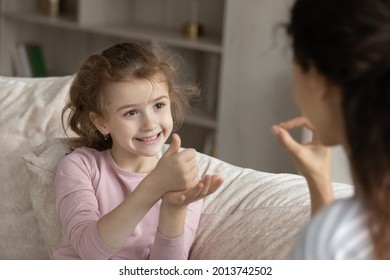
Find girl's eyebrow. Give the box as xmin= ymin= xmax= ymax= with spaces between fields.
xmin=116 ymin=95 xmax=169 ymax=112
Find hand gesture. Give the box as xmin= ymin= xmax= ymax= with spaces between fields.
xmin=162 ymin=175 xmax=224 ymax=206
xmin=272 ymin=116 xmax=333 ymax=214
xmin=147 ymin=133 xmax=200 ymax=196
xmin=272 ymin=116 xmax=331 ymax=180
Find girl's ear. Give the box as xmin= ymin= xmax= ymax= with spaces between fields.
xmin=89 ymin=112 xmax=110 ymax=135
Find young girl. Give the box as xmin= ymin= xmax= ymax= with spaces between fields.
xmin=54 ymin=42 xmax=223 ymax=260
xmin=273 ymin=0 xmax=390 ymax=259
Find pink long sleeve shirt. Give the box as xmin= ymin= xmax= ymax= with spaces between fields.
xmin=53 ymin=147 xmax=203 ymax=260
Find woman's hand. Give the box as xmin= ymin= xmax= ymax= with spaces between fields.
xmin=272 ymin=116 xmax=330 ymax=179
xmin=272 ymin=116 xmax=333 ymax=215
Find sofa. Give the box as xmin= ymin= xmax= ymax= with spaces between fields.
xmin=0 ymin=75 xmax=353 ymax=260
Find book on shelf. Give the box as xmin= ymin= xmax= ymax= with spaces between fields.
xmin=15 ymin=43 xmax=48 ymax=77
xmin=10 ymin=47 xmax=25 ymax=77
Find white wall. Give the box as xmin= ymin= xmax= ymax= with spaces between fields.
xmin=217 ymin=0 xmax=299 ymax=174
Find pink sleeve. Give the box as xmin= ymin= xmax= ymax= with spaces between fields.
xmin=149 ymin=199 xmax=203 ymax=260
xmin=55 ymin=152 xmax=118 ymax=259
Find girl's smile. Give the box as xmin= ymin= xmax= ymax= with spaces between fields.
xmin=135 ymin=131 xmax=163 ymax=145
xmin=94 ymin=74 xmax=173 ymax=173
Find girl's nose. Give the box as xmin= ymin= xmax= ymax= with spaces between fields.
xmin=142 ymin=112 xmax=157 ymax=130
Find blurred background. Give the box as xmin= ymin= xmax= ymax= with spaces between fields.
xmin=0 ymin=0 xmax=352 ymax=184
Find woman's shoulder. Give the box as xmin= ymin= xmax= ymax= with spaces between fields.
xmin=293 ymin=196 xmax=373 ymax=259
xmin=315 ymin=195 xmax=363 ymax=220
xmin=309 ymin=196 xmax=365 ymax=232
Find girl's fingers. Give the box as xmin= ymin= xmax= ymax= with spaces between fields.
xmin=199 ymin=175 xmax=223 ymax=196
xmin=164 ymin=175 xmax=224 ymax=206
xmin=181 ymin=181 xmax=204 ymax=203
xmin=209 ymin=175 xmax=223 ymax=193
xmin=201 ymin=176 xmax=211 ymax=196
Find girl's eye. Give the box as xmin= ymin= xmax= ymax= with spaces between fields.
xmin=124 ymin=109 xmax=137 ymax=117
xmin=155 ymin=102 xmax=166 ymax=110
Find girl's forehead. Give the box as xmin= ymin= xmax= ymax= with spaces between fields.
xmin=107 ymin=73 xmax=168 ymax=90
xmin=104 ymin=76 xmax=169 ymax=105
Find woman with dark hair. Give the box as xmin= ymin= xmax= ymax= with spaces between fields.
xmin=273 ymin=0 xmax=390 ymax=259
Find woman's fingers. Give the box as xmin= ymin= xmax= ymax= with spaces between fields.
xmin=272 ymin=125 xmax=302 ymax=157
xmin=274 ymin=116 xmax=320 ymax=146
xmin=278 ymin=116 xmax=315 ymax=132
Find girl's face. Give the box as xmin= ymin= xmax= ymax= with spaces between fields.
xmin=101 ymin=74 xmax=173 ymax=170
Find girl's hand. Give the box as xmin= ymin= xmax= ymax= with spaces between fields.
xmin=272 ymin=116 xmax=333 ymax=215
xmin=162 ymin=175 xmax=224 ymax=206
xmin=157 ymin=175 xmax=223 ymax=239
xmin=147 ymin=133 xmax=200 ymax=196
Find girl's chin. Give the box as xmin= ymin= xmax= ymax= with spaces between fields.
xmin=140 ymin=146 xmax=164 ymax=156
xmin=134 ymin=140 xmax=166 ymax=156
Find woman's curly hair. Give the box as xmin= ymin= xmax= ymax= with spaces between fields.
xmin=287 ymin=0 xmax=390 ymax=259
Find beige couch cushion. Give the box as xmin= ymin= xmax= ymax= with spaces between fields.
xmin=23 ymin=138 xmax=354 ymax=259
xmin=23 ymin=138 xmax=69 ymax=258
xmin=0 ymin=76 xmax=72 ymax=259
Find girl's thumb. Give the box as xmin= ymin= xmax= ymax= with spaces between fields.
xmin=163 ymin=133 xmax=181 ymax=157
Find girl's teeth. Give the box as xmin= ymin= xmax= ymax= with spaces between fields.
xmin=139 ymin=134 xmax=158 ymax=141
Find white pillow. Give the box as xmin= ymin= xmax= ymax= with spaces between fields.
xmin=23 ymin=138 xmax=354 ymax=259
xmin=23 ymin=138 xmax=70 ymax=258
xmin=0 ymin=76 xmax=72 ymax=259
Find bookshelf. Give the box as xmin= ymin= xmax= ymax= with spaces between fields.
xmin=0 ymin=0 xmax=223 ymax=155
xmin=0 ymin=0 xmax=300 ymax=174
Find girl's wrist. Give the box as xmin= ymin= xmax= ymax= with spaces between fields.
xmin=140 ymin=172 xmax=167 ymax=200
xmin=161 ymin=199 xmax=188 ymax=212
xmin=158 ymin=202 xmax=187 ymax=238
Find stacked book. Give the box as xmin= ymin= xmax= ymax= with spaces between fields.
xmin=12 ymin=43 xmax=48 ymax=77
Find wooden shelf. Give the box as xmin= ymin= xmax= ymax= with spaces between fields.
xmin=3 ymin=12 xmax=223 ymax=54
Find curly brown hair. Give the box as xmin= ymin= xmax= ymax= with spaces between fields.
xmin=62 ymin=42 xmax=199 ymax=151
